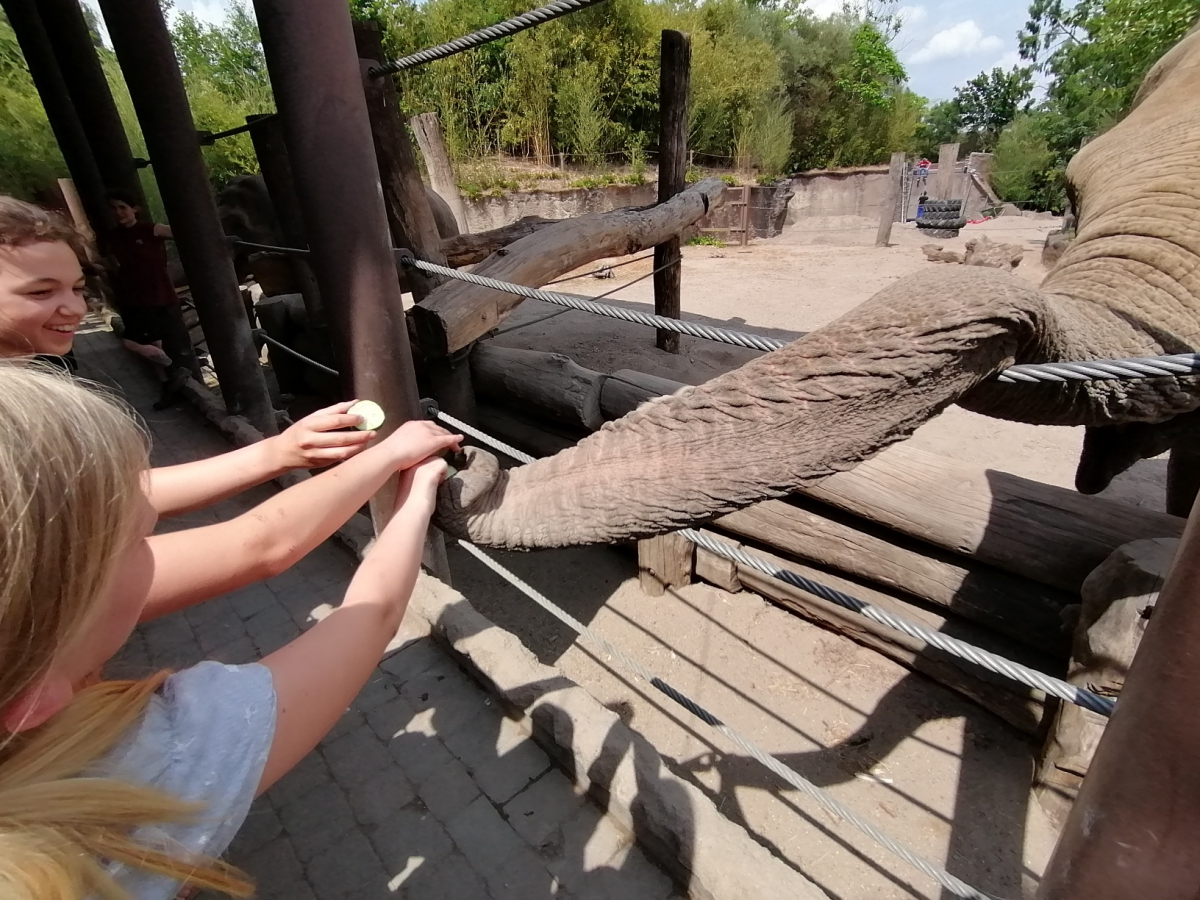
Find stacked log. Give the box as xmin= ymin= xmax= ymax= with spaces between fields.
xmin=467 ymin=344 xmax=1186 ymax=732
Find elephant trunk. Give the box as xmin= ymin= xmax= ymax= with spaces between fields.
xmin=437 ymin=267 xmax=1054 ymax=549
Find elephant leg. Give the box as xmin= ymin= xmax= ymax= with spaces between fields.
xmin=1075 ymin=408 xmax=1200 ymax=495
xmin=437 ymin=267 xmax=1058 ymax=549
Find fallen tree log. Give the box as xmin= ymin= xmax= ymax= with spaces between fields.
xmin=716 ymin=499 xmax=1075 ymax=657
xmin=411 ymin=178 xmax=727 ymax=356
xmin=600 ymin=369 xmax=689 ymax=420
xmin=472 ymin=344 xmax=606 ymax=431
xmin=442 ymin=216 xmax=561 ymax=268
xmin=724 ymin=536 xmax=1052 ymax=735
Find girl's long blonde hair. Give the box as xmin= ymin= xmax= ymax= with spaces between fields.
xmin=0 ymin=361 xmax=251 ymax=899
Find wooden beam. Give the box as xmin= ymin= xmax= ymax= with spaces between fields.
xmin=442 ymin=216 xmax=560 ymax=268
xmin=934 ymin=142 xmax=960 ymax=201
xmin=716 ymin=498 xmax=1075 ymax=657
xmin=600 ymin=368 xmax=688 ymax=419
xmin=411 ymin=178 xmax=726 ymax=357
xmin=733 ymin=543 xmax=1050 ymax=735
xmin=875 ymin=151 xmax=906 ymax=247
xmin=471 ymin=344 xmax=605 ymax=430
xmin=411 ymin=111 xmax=470 ymax=234
xmin=638 ymin=532 xmax=695 ymax=597
xmin=654 ymin=30 xmax=691 ymax=354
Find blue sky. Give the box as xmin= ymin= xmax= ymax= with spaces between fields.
xmin=85 ymin=0 xmax=1038 ymax=102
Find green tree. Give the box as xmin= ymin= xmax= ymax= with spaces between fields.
xmin=954 ymin=65 xmax=1034 ymax=149
xmin=910 ymin=98 xmax=961 ymax=159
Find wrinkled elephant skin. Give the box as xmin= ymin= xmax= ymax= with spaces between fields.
xmin=437 ymin=23 xmax=1200 ymax=550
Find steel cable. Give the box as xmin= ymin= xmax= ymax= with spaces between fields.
xmin=228 ymin=239 xmax=1200 ymax=385
xmin=457 ymin=540 xmax=995 ymax=900
xmin=370 ymin=0 xmax=611 ymax=77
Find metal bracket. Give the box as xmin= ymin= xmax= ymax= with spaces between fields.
xmin=393 ymin=247 xmax=415 ymax=267
xmin=419 ymin=397 xmax=440 ymax=420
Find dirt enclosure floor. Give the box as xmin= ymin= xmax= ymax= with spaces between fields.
xmin=440 ymin=214 xmax=1167 ymax=899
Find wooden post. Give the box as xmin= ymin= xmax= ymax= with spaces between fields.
xmin=99 ymin=0 xmax=277 ymax=435
xmin=38 ymin=0 xmax=147 ymax=209
xmin=653 ymin=30 xmax=691 ymax=354
xmin=1035 ymin=501 xmax=1200 ymax=899
xmin=638 ymin=532 xmax=694 ymax=597
xmin=352 ymin=21 xmax=448 ymax=304
xmin=875 ymin=151 xmax=906 ymax=247
xmin=1 ymin=0 xmax=111 ymax=233
xmin=1166 ymin=447 xmax=1200 ymax=517
xmin=934 ymin=142 xmax=960 ymax=201
xmin=411 ymin=112 xmax=470 ymax=234
xmin=739 ymin=185 xmax=751 ymax=246
xmin=245 ymin=114 xmax=327 ymax=333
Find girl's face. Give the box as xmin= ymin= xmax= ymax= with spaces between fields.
xmin=0 ymin=241 xmax=87 ymax=357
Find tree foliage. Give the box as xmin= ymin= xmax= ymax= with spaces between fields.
xmin=954 ymin=66 xmax=1034 ymax=149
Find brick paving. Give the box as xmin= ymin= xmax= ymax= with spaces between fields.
xmin=74 ymin=327 xmax=677 ymax=900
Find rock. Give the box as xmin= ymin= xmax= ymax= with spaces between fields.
xmin=962 ymin=235 xmax=1024 ymax=269
xmin=921 ymin=243 xmax=963 ymax=264
xmin=1043 ymin=230 xmax=1072 ymax=267
xmin=1034 ymin=538 xmax=1177 ymax=826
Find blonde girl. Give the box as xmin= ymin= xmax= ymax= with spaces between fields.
xmin=0 ymin=361 xmax=452 ymax=899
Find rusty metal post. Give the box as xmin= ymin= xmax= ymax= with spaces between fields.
xmin=251 ymin=0 xmax=425 ymax=531
xmin=96 ymin=0 xmax=276 ymax=435
xmin=653 ymin=30 xmax=690 ymax=354
xmin=37 ymin=0 xmax=147 ymax=209
xmin=1 ymin=0 xmax=111 ymax=233
xmin=1036 ymin=503 xmax=1200 ymax=898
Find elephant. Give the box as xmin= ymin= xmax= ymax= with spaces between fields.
xmin=435 ymin=23 xmax=1200 ymax=550
xmin=216 ymin=173 xmax=461 ymax=250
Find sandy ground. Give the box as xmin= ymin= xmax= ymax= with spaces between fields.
xmin=443 ymin=215 xmax=1168 ymax=900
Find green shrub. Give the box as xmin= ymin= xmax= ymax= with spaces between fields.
xmin=687 ymin=233 xmax=725 ymax=247
xmin=991 ymin=114 xmax=1064 ymax=211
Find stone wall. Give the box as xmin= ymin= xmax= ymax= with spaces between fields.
xmin=785 ymin=165 xmax=893 ymax=221
xmin=463 ymin=183 xmax=657 ymax=233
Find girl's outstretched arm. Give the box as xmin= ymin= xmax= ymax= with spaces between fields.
xmin=145 ymin=401 xmax=376 ymax=518
xmin=139 ymin=420 xmax=460 ymax=620
xmin=256 ymin=457 xmax=446 ymax=792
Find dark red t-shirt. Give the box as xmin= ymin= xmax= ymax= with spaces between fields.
xmin=106 ymin=221 xmax=177 ymax=309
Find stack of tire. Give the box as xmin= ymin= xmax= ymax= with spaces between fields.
xmin=916 ymin=199 xmax=965 ymax=239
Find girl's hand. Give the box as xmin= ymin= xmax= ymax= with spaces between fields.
xmin=382 ymin=420 xmax=462 ymax=469
xmin=271 ymin=401 xmax=377 ymax=469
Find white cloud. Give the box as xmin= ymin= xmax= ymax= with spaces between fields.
xmin=908 ymin=21 xmax=1005 ymax=65
xmin=989 ymin=50 xmax=1024 ymax=71
xmin=897 ymin=5 xmax=929 ymax=28
xmin=801 ymin=0 xmax=847 ymax=19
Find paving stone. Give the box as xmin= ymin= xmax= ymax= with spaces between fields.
xmin=235 ymin=836 xmax=304 ymax=888
xmin=140 ymin=613 xmax=196 ymax=655
xmin=322 ymin=726 xmax=394 ymax=790
xmin=148 ymin=636 xmax=204 ymax=670
xmin=415 ymin=753 xmax=480 ymax=822
xmin=267 ymin=567 xmax=309 ymax=594
xmin=227 ymin=800 xmax=282 ymax=858
xmin=244 ymin=602 xmax=297 ymax=646
xmin=371 ymin=806 xmax=455 ymax=874
xmin=348 ymin=767 xmax=416 ymax=827
xmin=539 ymin=803 xmax=634 ymax=892
xmin=208 ymin=635 xmax=259 ymax=666
xmin=277 ymin=782 xmax=357 ymax=862
xmin=440 ymin=707 xmax=529 ymax=771
xmin=400 ymin=850 xmax=489 ymax=900
xmin=398 ymin=662 xmax=488 ymax=739
xmin=379 ymin=639 xmax=442 ymax=682
xmin=182 ymin=595 xmax=236 ymax=628
xmin=472 ymin=737 xmax=552 ymax=805
xmin=445 ymin=795 xmax=539 ymax=883
xmin=503 ymin=769 xmax=587 ymax=849
xmin=193 ymin=614 xmax=249 ymax=654
xmin=306 ymin=828 xmax=388 ymax=900
xmin=229 ymin=585 xmax=279 ymax=621
xmin=321 ymin=707 xmax=365 ymax=746
xmin=267 ymin=752 xmax=332 ymax=808
xmin=486 ymin=852 xmax=559 ymax=900
xmin=385 ymin=731 xmax=459 ymax=786
xmin=260 ymin=879 xmax=318 ymax=900
xmin=352 ymin=673 xmax=400 ymax=713
xmin=365 ymin=695 xmax=418 ymax=743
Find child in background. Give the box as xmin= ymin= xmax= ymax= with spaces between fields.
xmin=0 ymin=194 xmax=381 ymax=520
xmin=0 ymin=361 xmax=453 ymax=900
xmin=103 ymin=189 xmax=195 ymax=408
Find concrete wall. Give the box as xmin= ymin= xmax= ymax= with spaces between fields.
xmin=463 ymin=182 xmax=657 ymax=233
xmin=785 ymin=166 xmax=893 ymax=222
